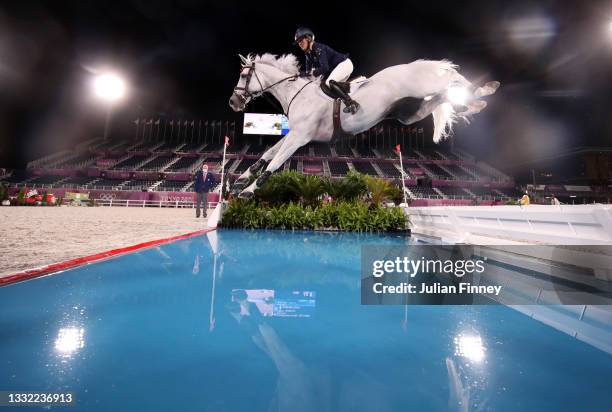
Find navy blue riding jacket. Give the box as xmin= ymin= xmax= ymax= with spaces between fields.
xmin=194 ymin=170 xmax=216 ymax=193
xmin=300 ymin=42 xmax=349 ymax=78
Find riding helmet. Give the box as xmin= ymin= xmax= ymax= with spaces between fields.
xmin=294 ymin=27 xmax=315 ymax=44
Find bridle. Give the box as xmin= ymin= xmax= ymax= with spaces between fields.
xmin=233 ymin=63 xmax=262 ymax=105
xmin=232 ymin=62 xmax=313 ymax=117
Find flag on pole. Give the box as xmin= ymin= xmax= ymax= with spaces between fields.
xmin=155 ymin=119 xmax=160 ymax=125
xmin=395 ymin=144 xmax=401 ymax=154
xmin=224 ymin=136 xmax=230 ymax=146
xmin=134 ymin=119 xmax=140 ymax=125
xmin=191 ymin=120 xmax=195 ymax=127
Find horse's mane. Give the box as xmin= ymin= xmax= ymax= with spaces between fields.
xmin=242 ymin=53 xmax=300 ymax=75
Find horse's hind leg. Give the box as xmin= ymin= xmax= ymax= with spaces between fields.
xmin=231 ymin=136 xmax=286 ymax=195
xmin=398 ymin=94 xmax=445 ymax=125
xmin=474 ymin=81 xmax=500 ymax=98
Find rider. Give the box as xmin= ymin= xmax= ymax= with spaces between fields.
xmin=294 ymin=27 xmax=360 ymax=114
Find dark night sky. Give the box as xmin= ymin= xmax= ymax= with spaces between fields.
xmin=0 ymin=0 xmax=611 ymax=169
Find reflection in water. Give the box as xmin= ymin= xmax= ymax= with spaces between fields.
xmin=209 ymin=256 xmax=224 ymax=332
xmin=454 ymin=334 xmax=486 ymax=363
xmin=207 ymin=230 xmax=409 ymax=411
xmin=402 ymin=304 xmax=408 ymax=332
xmin=192 ymin=254 xmax=199 ymax=275
xmin=233 ymin=289 xmax=316 ymax=318
xmin=447 ymin=331 xmax=489 ymax=412
xmin=446 ymin=357 xmax=470 ymax=412
xmin=206 ymin=229 xmax=226 ymax=332
xmin=54 ymin=327 xmax=85 ymax=357
xmin=228 ymin=290 xmax=325 ymax=412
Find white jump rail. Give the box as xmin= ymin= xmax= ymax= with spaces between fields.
xmin=66 ymin=198 xmax=219 ymax=209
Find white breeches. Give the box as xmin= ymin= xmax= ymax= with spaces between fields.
xmin=325 ymin=59 xmax=353 ymax=86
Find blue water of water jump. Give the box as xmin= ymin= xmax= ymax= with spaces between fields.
xmin=1 ymin=229 xmax=611 ymax=411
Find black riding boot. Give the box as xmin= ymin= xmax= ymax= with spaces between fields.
xmin=329 ymin=80 xmax=360 ymax=114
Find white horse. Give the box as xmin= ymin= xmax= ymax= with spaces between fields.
xmin=228 ymin=53 xmax=499 ymax=198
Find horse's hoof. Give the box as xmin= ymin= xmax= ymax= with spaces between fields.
xmin=238 ymin=190 xmax=254 ymax=200
xmin=230 ymin=178 xmax=249 ymax=195
xmin=255 ymin=171 xmax=272 ymax=187
xmin=468 ymin=100 xmax=487 ymax=113
xmin=249 ymin=159 xmax=269 ymax=176
xmin=458 ymin=100 xmax=487 ymax=116
xmin=485 ymin=81 xmax=500 ymax=92
xmin=474 ymin=81 xmax=500 ymax=98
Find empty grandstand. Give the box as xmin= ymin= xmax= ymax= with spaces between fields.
xmin=122 ymin=179 xmax=159 ymax=191
xmin=139 ymin=156 xmax=176 ymax=171
xmin=375 ymin=162 xmax=402 ymax=178
xmin=156 ymin=180 xmax=190 ymax=192
xmin=351 ymin=161 xmax=379 ymax=176
xmin=436 ymin=186 xmax=471 ymax=199
xmin=420 ymin=163 xmax=454 ymax=179
xmin=233 ymin=158 xmax=257 ymax=174
xmin=408 ymin=186 xmax=442 ymax=199
xmin=165 ymin=157 xmax=200 ymax=172
xmin=312 ymin=143 xmax=332 ymax=157
xmin=333 ymin=145 xmax=355 ymax=157
xmin=328 ymin=160 xmax=349 ymax=176
xmin=8 ymin=119 xmax=603 ymax=205
xmin=303 ymin=160 xmax=324 ymax=175
xmin=111 ymin=155 xmax=150 ymax=170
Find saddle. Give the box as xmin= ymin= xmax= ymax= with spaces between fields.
xmin=320 ymin=77 xmax=368 ymax=143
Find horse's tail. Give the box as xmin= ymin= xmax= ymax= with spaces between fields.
xmin=430 ymin=60 xmax=464 ymax=143
xmin=431 ymin=101 xmax=456 ymax=144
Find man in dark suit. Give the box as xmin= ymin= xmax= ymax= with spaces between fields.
xmin=194 ymin=163 xmax=216 ymax=218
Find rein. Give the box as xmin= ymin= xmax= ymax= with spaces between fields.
xmin=233 ymin=63 xmax=313 ymax=117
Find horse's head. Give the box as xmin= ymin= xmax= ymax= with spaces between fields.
xmin=229 ymin=54 xmax=261 ymax=112
xmin=229 ymin=53 xmax=301 ymax=112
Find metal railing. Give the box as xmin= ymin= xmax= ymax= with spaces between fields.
xmin=90 ymin=198 xmax=219 ymax=208
xmin=5 ymin=182 xmax=193 ymax=192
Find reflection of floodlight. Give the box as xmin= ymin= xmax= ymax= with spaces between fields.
xmin=55 ymin=327 xmax=85 ymax=357
xmin=447 ymin=86 xmax=468 ymax=106
xmin=454 ymin=334 xmax=485 ymax=362
xmin=94 ymin=73 xmax=126 ymax=102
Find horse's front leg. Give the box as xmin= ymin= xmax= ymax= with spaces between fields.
xmin=231 ymin=136 xmax=287 ymax=195
xmin=238 ymin=132 xmax=306 ymax=199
